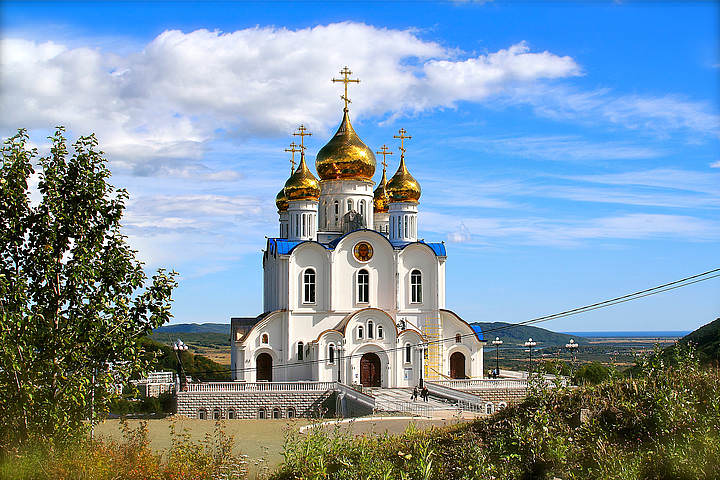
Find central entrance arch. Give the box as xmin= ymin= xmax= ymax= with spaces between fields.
xmin=360 ymin=352 xmax=381 ymax=387
xmin=450 ymin=352 xmax=466 ymax=379
xmin=257 ymin=352 xmax=273 ymax=382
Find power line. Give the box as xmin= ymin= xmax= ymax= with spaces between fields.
xmin=174 ymin=268 xmax=720 ymax=377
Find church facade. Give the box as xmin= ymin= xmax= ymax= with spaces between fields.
xmin=231 ymin=69 xmax=485 ymax=389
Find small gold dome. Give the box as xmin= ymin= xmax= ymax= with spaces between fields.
xmin=276 ymin=186 xmax=289 ymax=212
xmin=386 ymin=157 xmax=421 ymax=204
xmin=373 ymin=167 xmax=390 ymax=213
xmin=315 ymin=110 xmax=376 ymax=181
xmin=284 ymin=156 xmax=320 ymax=202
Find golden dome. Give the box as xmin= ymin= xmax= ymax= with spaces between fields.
xmin=373 ymin=166 xmax=390 ymax=213
xmin=284 ymin=156 xmax=320 ymax=202
xmin=275 ymin=186 xmax=289 ymax=212
xmin=315 ymin=110 xmax=376 ymax=181
xmin=386 ymin=156 xmax=421 ymax=204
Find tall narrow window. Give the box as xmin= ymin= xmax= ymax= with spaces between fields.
xmin=358 ymin=325 xmax=364 ymax=339
xmin=405 ymin=343 xmax=412 ymax=363
xmin=404 ymin=216 xmax=409 ymax=237
xmin=297 ymin=342 xmax=304 ymax=360
xmin=411 ymin=270 xmax=422 ymax=303
xmin=302 ymin=214 xmax=307 ymax=237
xmin=295 ymin=215 xmax=299 ymax=237
xmin=368 ymin=321 xmax=374 ymax=339
xmin=357 ymin=269 xmax=369 ymax=303
xmin=328 ymin=344 xmax=335 ymax=364
xmin=359 ymin=200 xmax=365 ymax=217
xmin=455 ymin=333 xmax=462 ymax=343
xmin=347 ymin=199 xmax=353 ymax=212
xmin=377 ymin=325 xmax=383 ymax=339
xmin=303 ymin=268 xmax=316 ymax=303
xmin=334 ymin=201 xmax=339 ymax=215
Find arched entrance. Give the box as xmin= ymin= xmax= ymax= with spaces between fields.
xmin=360 ymin=352 xmax=381 ymax=387
xmin=450 ymin=352 xmax=466 ymax=379
xmin=257 ymin=352 xmax=273 ymax=382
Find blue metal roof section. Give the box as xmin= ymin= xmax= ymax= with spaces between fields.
xmin=267 ymin=232 xmax=446 ymax=257
xmin=471 ymin=324 xmax=484 ymax=341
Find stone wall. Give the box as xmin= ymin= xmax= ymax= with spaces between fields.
xmin=465 ymin=388 xmax=527 ymax=408
xmin=177 ymin=390 xmax=336 ymax=419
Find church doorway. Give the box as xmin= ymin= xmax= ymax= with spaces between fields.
xmin=257 ymin=353 xmax=273 ymax=382
xmin=450 ymin=352 xmax=466 ymax=379
xmin=360 ymin=352 xmax=381 ymax=387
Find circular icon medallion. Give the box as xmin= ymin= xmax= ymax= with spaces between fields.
xmin=353 ymin=242 xmax=373 ymax=262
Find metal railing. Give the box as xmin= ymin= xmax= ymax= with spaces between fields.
xmin=335 ymin=383 xmax=376 ymax=409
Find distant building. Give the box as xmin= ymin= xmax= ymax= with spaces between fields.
xmin=133 ymin=371 xmax=176 ymax=397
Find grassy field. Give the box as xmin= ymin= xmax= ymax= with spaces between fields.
xmin=95 ymin=417 xmax=307 ymax=477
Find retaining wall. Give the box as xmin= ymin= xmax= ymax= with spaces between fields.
xmin=177 ymin=390 xmax=336 ymax=419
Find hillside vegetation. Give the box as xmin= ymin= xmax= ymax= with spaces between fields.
xmin=274 ymin=346 xmax=719 ymax=480
xmin=473 ymin=321 xmax=588 ymax=346
xmin=138 ymin=337 xmax=230 ymax=382
xmin=676 ymin=317 xmax=720 ymax=365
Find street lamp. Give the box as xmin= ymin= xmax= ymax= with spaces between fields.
xmin=565 ymin=339 xmax=579 ymax=374
xmin=173 ymin=339 xmax=189 ymax=391
xmin=491 ymin=337 xmax=503 ymax=378
xmin=337 ymin=339 xmax=345 ymax=384
xmin=524 ymin=338 xmax=537 ymax=376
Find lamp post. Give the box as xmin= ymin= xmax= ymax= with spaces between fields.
xmin=337 ymin=340 xmax=345 ymax=384
xmin=491 ymin=337 xmax=503 ymax=378
xmin=524 ymin=338 xmax=537 ymax=376
xmin=565 ymin=338 xmax=579 ymax=375
xmin=173 ymin=339 xmax=189 ymax=391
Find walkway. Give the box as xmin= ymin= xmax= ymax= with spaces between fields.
xmin=366 ymin=387 xmax=460 ymax=415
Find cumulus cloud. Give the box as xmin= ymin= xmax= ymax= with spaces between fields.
xmin=1 ymin=24 xmax=580 ymax=177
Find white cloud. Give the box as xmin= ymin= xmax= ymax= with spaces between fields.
xmin=1 ymin=24 xmax=580 ymax=177
xmin=711 ymin=161 xmax=720 ymax=168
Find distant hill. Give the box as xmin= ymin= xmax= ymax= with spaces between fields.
xmin=154 ymin=323 xmax=229 ymax=334
xmin=139 ymin=337 xmax=231 ymax=382
xmin=472 ymin=322 xmax=588 ymax=347
xmin=677 ymin=317 xmax=720 ymax=365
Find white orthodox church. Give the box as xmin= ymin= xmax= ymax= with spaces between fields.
xmin=230 ymin=69 xmax=485 ymax=389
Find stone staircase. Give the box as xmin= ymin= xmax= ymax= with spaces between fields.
xmin=366 ymin=388 xmax=459 ymax=416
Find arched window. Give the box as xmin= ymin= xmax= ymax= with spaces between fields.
xmin=297 ymin=342 xmax=304 ymax=361
xmin=295 ymin=214 xmax=299 ymax=237
xmin=213 ymin=408 xmax=221 ymax=420
xmin=261 ymin=333 xmax=269 ymax=344
xmin=358 ymin=325 xmax=364 ymax=339
xmin=411 ymin=270 xmax=422 ymax=303
xmin=258 ymin=408 xmax=266 ymax=419
xmin=273 ymin=407 xmax=281 ymax=419
xmin=404 ymin=216 xmax=409 ymax=237
xmin=328 ymin=344 xmax=335 ymax=364
xmin=455 ymin=333 xmax=462 ymax=344
xmin=377 ymin=325 xmax=384 ymax=339
xmin=368 ymin=321 xmax=374 ymax=339
xmin=359 ymin=200 xmax=365 ymax=217
xmin=498 ymin=402 xmax=507 ymax=410
xmin=398 ymin=216 xmax=402 ymax=237
xmin=198 ymin=408 xmax=207 ymax=420
xmin=405 ymin=343 xmax=412 ymax=363
xmin=228 ymin=408 xmax=236 ymax=419
xmin=287 ymin=407 xmax=296 ymax=418
xmin=357 ymin=269 xmax=369 ymax=303
xmin=485 ymin=403 xmax=494 ymax=415
xmin=334 ymin=201 xmax=339 ymax=215
xmin=347 ymin=199 xmax=353 ymax=212
xmin=303 ymin=268 xmax=316 ymax=304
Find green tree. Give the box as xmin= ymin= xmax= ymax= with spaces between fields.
xmin=573 ymin=361 xmax=610 ymax=385
xmin=0 ymin=128 xmax=177 ymax=450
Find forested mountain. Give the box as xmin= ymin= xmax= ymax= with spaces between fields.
xmin=677 ymin=317 xmax=720 ymax=365
xmin=153 ymin=323 xmax=229 ymax=334
xmin=472 ymin=322 xmax=588 ymax=347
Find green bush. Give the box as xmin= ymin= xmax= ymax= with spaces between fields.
xmin=573 ymin=361 xmax=610 ymax=385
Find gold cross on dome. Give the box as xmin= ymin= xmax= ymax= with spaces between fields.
xmin=393 ymin=128 xmax=412 ymax=157
xmin=332 ymin=66 xmax=360 ymax=111
xmin=284 ymin=142 xmax=301 ymax=173
xmin=375 ymin=144 xmax=393 ymax=171
xmin=293 ymin=125 xmax=312 ymax=159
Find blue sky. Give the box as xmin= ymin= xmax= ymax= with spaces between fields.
xmin=2 ymin=1 xmax=718 ymax=333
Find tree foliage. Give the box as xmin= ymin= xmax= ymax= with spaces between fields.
xmin=0 ymin=128 xmax=177 ymax=450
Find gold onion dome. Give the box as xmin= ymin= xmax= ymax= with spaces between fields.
xmin=315 ymin=110 xmax=376 ymax=181
xmin=373 ymin=167 xmax=390 ymax=213
xmin=283 ymin=156 xmax=320 ymax=201
xmin=386 ymin=157 xmax=421 ymax=204
xmin=275 ymin=186 xmax=289 ymax=212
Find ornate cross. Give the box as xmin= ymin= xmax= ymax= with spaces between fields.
xmin=332 ymin=66 xmax=360 ymax=111
xmin=293 ymin=125 xmax=312 ymax=159
xmin=393 ymin=128 xmax=412 ymax=157
xmin=375 ymin=144 xmax=393 ymax=171
xmin=284 ymin=142 xmax=301 ymax=173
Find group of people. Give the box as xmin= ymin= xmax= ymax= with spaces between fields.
xmin=410 ymin=385 xmax=429 ymax=402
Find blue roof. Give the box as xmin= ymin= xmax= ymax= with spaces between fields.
xmin=267 ymin=233 xmax=447 ymax=257
xmin=471 ymin=324 xmax=484 ymax=341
